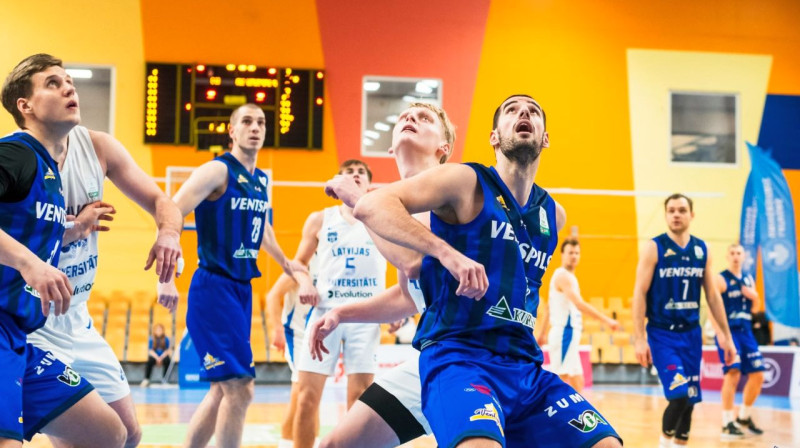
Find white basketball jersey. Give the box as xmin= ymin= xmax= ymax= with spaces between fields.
xmin=59 ymin=126 xmax=104 ymax=308
xmin=315 ymin=206 xmax=386 ymax=308
xmin=281 ymin=255 xmax=318 ymax=332
xmin=548 ymin=267 xmax=583 ymax=329
xmin=407 ymin=278 xmax=426 ymax=314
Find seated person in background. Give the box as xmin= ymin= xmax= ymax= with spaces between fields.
xmin=751 ymin=311 xmax=770 ymax=346
xmin=141 ymin=323 xmax=171 ymax=387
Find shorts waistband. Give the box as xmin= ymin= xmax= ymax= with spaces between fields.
xmin=647 ymin=321 xmax=699 ymax=332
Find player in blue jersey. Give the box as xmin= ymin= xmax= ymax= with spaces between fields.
xmin=0 ymin=54 xmax=127 ymax=447
xmin=353 ymin=95 xmax=621 ymax=448
xmin=158 ymin=103 xmax=307 ymax=448
xmin=632 ymin=193 xmax=736 ymax=448
xmin=708 ymin=243 xmax=764 ymax=439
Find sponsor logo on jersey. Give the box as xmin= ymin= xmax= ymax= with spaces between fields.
xmin=539 ymin=207 xmax=550 ymax=236
xmin=545 ymin=392 xmax=586 ymax=417
xmin=203 ymin=353 xmax=226 ymax=370
xmin=57 ymin=366 xmax=82 ymax=387
xmin=490 ymin=220 xmax=551 ymax=270
xmin=237 ymin=174 xmax=248 ymax=183
xmin=687 ymin=385 xmax=698 ymax=398
xmin=24 ymin=284 xmax=42 ymax=298
xmin=568 ymin=410 xmax=607 ymax=433
xmin=470 ymin=403 xmax=504 ymax=436
xmin=664 ymin=299 xmax=699 ymax=310
xmin=664 ymin=248 xmax=676 ymax=257
xmin=233 ymin=243 xmax=259 ymax=259
xmin=36 ymin=201 xmax=67 ymax=225
xmin=230 ymin=197 xmax=269 ymax=212
xmin=85 ymin=177 xmax=100 ymax=200
xmin=694 ymin=245 xmax=704 ymax=259
xmin=486 ymin=297 xmax=535 ymax=329
xmin=669 ymin=373 xmax=689 ymax=390
xmin=44 ymin=167 xmax=56 ymax=180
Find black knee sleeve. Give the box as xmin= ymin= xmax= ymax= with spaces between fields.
xmin=674 ymin=404 xmax=694 ymax=441
xmin=662 ymin=397 xmax=690 ymax=436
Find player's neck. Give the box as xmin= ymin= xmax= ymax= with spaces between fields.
xmin=397 ymin=151 xmax=439 ymax=179
xmin=728 ymin=266 xmax=742 ymax=277
xmin=22 ymin=123 xmax=70 ymax=164
xmin=666 ymin=229 xmax=690 ymax=247
xmin=230 ymin=147 xmax=258 ymax=174
xmin=339 ymin=203 xmax=357 ymax=223
xmin=494 ymin=156 xmax=539 ymax=206
xmin=562 ymin=264 xmax=576 ymax=273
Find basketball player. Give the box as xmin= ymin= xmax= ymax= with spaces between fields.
xmin=632 ymin=193 xmax=736 ymax=447
xmin=291 ymin=160 xmax=388 ymax=448
xmin=266 ymin=263 xmax=318 ymax=448
xmin=24 ymin=74 xmax=183 ymax=448
xmin=708 ymin=243 xmax=764 ymax=439
xmin=157 ymin=103 xmax=307 ymax=448
xmin=548 ymin=238 xmax=620 ymax=393
xmin=353 ymin=95 xmax=621 ymax=447
xmin=306 ymin=102 xmax=455 ymax=448
xmin=0 ymin=53 xmax=126 ymax=447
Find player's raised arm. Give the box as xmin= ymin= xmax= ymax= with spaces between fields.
xmin=632 ymin=240 xmax=658 ymax=367
xmin=557 ymin=270 xmax=619 ymax=330
xmin=92 ymin=130 xmax=184 ymax=283
xmin=353 ymin=163 xmax=488 ymax=299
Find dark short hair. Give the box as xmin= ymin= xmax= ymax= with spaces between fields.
xmin=664 ymin=193 xmax=693 ymax=212
xmin=560 ymin=238 xmax=580 ymax=253
xmin=339 ymin=159 xmax=372 ymax=182
xmin=492 ymin=94 xmax=547 ymax=130
xmin=1 ymin=53 xmax=63 ymax=128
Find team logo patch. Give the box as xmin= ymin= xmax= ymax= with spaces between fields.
xmin=663 ymin=248 xmax=676 ymax=257
xmin=57 ymin=366 xmax=81 ymax=387
xmin=496 ymin=195 xmax=509 ymax=211
xmin=233 ymin=243 xmax=258 ymax=259
xmin=669 ymin=373 xmax=689 ymax=391
xmin=539 ymin=207 xmax=550 ymax=236
xmin=687 ymin=385 xmax=698 ymax=398
xmin=730 ymin=279 xmax=737 ymax=286
xmin=24 ymin=284 xmax=42 ymax=298
xmin=86 ymin=177 xmax=99 ymax=200
xmin=237 ymin=174 xmax=249 ymax=184
xmin=486 ymin=297 xmax=535 ymax=329
xmin=568 ymin=410 xmax=607 ymax=433
xmin=327 ymin=230 xmax=338 ymax=243
xmin=203 ymin=353 xmax=226 ymax=370
xmin=470 ymin=403 xmax=504 ymax=437
xmin=44 ymin=167 xmax=56 ymax=180
xmin=694 ymin=245 xmax=704 ymax=259
xmin=259 ymin=176 xmax=267 ymax=187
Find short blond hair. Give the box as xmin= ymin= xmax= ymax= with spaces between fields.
xmin=408 ymin=102 xmax=455 ymax=164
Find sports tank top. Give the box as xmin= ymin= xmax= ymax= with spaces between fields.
xmin=548 ymin=267 xmax=582 ymax=329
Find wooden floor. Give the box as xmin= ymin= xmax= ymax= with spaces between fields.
xmin=24 ymin=385 xmax=800 ymax=447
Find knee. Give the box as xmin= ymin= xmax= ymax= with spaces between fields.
xmin=108 ymin=421 xmax=128 ymax=448
xmin=749 ymin=370 xmax=764 ymax=384
xmin=726 ymin=369 xmax=741 ymax=382
xmin=226 ymin=378 xmax=255 ymax=404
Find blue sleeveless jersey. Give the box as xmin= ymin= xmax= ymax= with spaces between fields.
xmin=0 ymin=133 xmax=66 ymax=336
xmin=646 ymin=233 xmax=707 ymax=329
xmin=720 ymin=270 xmax=753 ymax=329
xmin=195 ymin=153 xmax=269 ymax=281
xmin=414 ymin=163 xmax=558 ymax=362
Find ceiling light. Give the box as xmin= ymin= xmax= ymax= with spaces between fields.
xmin=415 ymin=81 xmax=433 ymax=94
xmin=364 ymin=81 xmax=381 ymax=92
xmin=374 ymin=122 xmax=391 ymax=131
xmin=363 ymin=138 xmax=374 ymax=146
xmin=364 ymin=130 xmax=381 ymax=139
xmin=386 ymin=115 xmax=399 ymax=124
xmin=66 ymin=68 xmax=93 ymax=79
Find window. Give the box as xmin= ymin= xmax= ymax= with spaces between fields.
xmin=670 ymin=92 xmax=737 ymax=165
xmin=65 ymin=65 xmax=114 ymax=134
xmin=362 ymin=76 xmax=442 ymax=156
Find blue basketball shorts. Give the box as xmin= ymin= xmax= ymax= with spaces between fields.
xmin=647 ymin=324 xmax=702 ymax=404
xmin=716 ymin=326 xmax=765 ymax=375
xmin=187 ymin=268 xmax=255 ymax=382
xmin=0 ymin=312 xmax=93 ymax=441
xmin=418 ymin=341 xmax=621 ymax=448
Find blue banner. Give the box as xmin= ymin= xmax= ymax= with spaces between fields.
xmin=740 ymin=171 xmax=759 ymax=279
xmin=743 ymin=143 xmax=800 ymax=328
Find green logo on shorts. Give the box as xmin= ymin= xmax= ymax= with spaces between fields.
xmin=57 ymin=366 xmax=81 ymax=387
xmin=568 ymin=410 xmax=607 ymax=433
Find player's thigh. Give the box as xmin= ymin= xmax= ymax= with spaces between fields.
xmin=342 ymin=323 xmax=380 ymax=374
xmin=509 ymin=367 xmax=621 ymax=448
xmin=40 ymin=390 xmax=124 ymax=446
xmin=72 ymin=327 xmax=131 ymax=403
xmin=297 ymin=310 xmax=343 ymax=376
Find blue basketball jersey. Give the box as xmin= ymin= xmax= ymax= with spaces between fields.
xmin=720 ymin=270 xmax=754 ymax=329
xmin=414 ymin=163 xmax=558 ymax=362
xmin=646 ymin=233 xmax=707 ymax=329
xmin=0 ymin=133 xmax=66 ymax=337
xmin=195 ymin=153 xmax=269 ymax=281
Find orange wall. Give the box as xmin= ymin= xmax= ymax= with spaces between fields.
xmin=3 ymin=0 xmax=800 ymax=302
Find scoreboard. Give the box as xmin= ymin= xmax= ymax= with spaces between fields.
xmin=144 ymin=63 xmax=324 ymax=150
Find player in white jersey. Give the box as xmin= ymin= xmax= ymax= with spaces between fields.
xmin=306 ymin=103 xmax=455 ymax=448
xmin=290 ymin=160 xmax=387 ymax=448
xmin=267 ymin=259 xmax=317 ymax=448
xmin=25 ymin=123 xmax=183 ymax=447
xmin=546 ymin=238 xmax=619 ymax=393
